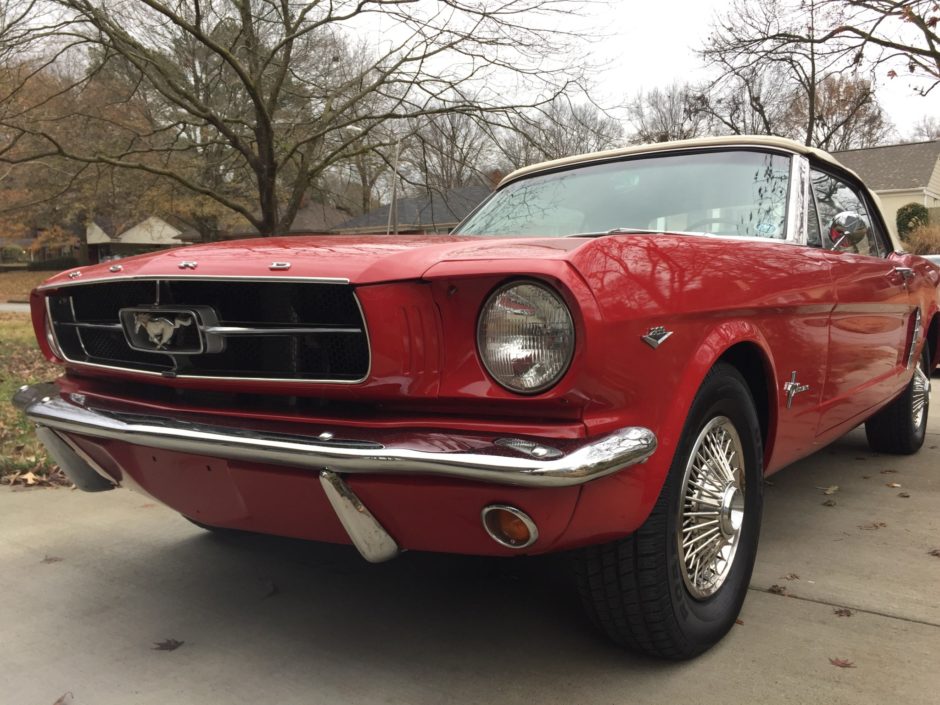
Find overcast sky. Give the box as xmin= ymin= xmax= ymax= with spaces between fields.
xmin=582 ymin=0 xmax=939 ymax=139
xmin=360 ymin=0 xmax=939 ymax=141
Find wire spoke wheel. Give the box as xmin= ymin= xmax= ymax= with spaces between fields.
xmin=677 ymin=416 xmax=746 ymax=599
xmin=911 ymin=359 xmax=930 ymax=430
xmin=573 ymin=363 xmax=763 ymax=658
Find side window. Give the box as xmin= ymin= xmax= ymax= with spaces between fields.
xmin=810 ymin=169 xmax=885 ymax=257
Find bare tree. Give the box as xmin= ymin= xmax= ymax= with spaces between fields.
xmin=784 ymin=74 xmax=892 ymax=149
xmin=910 ymin=115 xmax=940 ymax=140
xmin=694 ymin=65 xmax=795 ymax=136
xmin=626 ymin=83 xmax=709 ymax=144
xmin=0 ymin=0 xmax=590 ymax=235
xmin=405 ymin=110 xmax=493 ymax=191
xmin=702 ymin=0 xmax=867 ymax=146
xmin=800 ymin=1 xmax=940 ymax=94
xmin=496 ymin=98 xmax=624 ymax=169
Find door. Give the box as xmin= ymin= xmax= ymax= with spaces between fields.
xmin=809 ymin=169 xmax=913 ymax=434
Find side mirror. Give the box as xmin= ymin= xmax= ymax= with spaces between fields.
xmin=828 ymin=211 xmax=868 ymax=250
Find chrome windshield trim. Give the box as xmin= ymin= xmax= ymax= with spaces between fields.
xmin=788 ymin=154 xmax=810 ymax=247
xmin=15 ymin=385 xmax=657 ymax=488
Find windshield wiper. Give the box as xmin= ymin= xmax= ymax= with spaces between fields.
xmin=567 ymin=227 xmax=658 ymax=238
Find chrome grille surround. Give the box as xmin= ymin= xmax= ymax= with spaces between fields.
xmin=44 ymin=277 xmax=371 ymax=384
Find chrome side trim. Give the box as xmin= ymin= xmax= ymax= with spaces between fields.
xmin=319 ymin=470 xmax=399 ymax=562
xmin=907 ymin=308 xmax=922 ymax=369
xmin=15 ymin=385 xmax=657 ymax=488
xmin=38 ymin=274 xmax=352 ymax=291
xmin=57 ymin=322 xmax=124 ymax=331
xmin=202 ymin=325 xmax=363 ymax=336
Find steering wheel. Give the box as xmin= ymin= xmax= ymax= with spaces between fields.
xmin=685 ymin=218 xmax=743 ymax=236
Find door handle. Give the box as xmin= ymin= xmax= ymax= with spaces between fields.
xmin=891 ymin=266 xmax=914 ymax=281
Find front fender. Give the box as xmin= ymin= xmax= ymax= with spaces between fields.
xmin=560 ymin=320 xmax=778 ymax=548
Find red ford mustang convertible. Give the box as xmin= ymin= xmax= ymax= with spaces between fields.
xmin=15 ymin=136 xmax=939 ymax=658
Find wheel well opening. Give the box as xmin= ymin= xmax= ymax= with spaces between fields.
xmin=718 ymin=343 xmax=772 ymax=454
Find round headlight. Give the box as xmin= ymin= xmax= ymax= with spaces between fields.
xmin=477 ymin=281 xmax=575 ymax=393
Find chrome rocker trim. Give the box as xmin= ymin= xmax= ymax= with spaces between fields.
xmin=14 ymin=384 xmax=657 ymax=489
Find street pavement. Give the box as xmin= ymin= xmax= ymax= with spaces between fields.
xmin=1 ymin=387 xmax=938 ymax=705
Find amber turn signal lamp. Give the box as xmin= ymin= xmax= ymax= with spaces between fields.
xmin=481 ymin=505 xmax=539 ymax=549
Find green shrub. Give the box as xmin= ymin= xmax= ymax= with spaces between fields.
xmin=1 ymin=245 xmax=26 ymax=262
xmin=27 ymin=257 xmax=78 ymax=271
xmin=897 ymin=202 xmax=929 ymax=239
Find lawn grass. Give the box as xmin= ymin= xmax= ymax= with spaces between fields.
xmin=0 ymin=313 xmax=63 ymax=483
xmin=0 ymin=270 xmax=52 ymax=302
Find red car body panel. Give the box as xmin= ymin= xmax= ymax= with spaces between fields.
xmin=22 ymin=153 xmax=940 ymax=559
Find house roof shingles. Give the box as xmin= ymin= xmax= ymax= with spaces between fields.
xmin=335 ymin=185 xmax=491 ymax=233
xmin=834 ymin=140 xmax=940 ymax=191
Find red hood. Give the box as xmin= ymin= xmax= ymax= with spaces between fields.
xmin=42 ymin=234 xmax=590 ymax=287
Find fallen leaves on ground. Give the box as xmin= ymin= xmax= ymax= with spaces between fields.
xmin=928 ymin=549 xmax=940 ymax=558
xmin=822 ymin=498 xmax=837 ymax=507
xmin=817 ymin=485 xmax=839 ymax=495
xmin=2 ymin=466 xmax=71 ymax=488
xmin=0 ymin=271 xmax=49 ymax=303
xmin=0 ymin=315 xmax=61 ymax=484
xmin=41 ymin=555 xmax=63 ymax=564
xmin=782 ymin=572 xmax=800 ymax=581
xmin=898 ymin=492 xmax=911 ymax=498
xmin=829 ymin=657 xmax=856 ymax=669
xmin=735 ymin=618 xmax=744 ymax=625
xmin=834 ymin=607 xmax=853 ymax=617
xmin=885 ymin=482 xmax=902 ymax=488
xmin=51 ymin=693 xmax=74 ymax=705
xmin=768 ymin=584 xmax=788 ymax=595
xmin=859 ymin=521 xmax=887 ymax=530
xmin=152 ymin=639 xmax=184 ymax=651
xmin=880 ymin=469 xmax=898 ymax=474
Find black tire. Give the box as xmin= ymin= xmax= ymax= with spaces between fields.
xmin=865 ymin=344 xmax=931 ymax=455
xmin=573 ymin=363 xmax=764 ymax=659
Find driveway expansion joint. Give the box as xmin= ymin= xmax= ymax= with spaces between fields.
xmin=749 ymin=584 xmax=940 ymax=629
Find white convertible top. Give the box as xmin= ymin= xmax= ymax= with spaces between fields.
xmin=498 ymin=135 xmax=902 ymax=250
xmin=499 ymin=135 xmax=854 ymax=186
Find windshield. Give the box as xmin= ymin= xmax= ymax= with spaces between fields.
xmin=454 ymin=150 xmax=792 ymax=239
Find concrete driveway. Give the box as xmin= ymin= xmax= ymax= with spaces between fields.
xmin=2 ymin=389 xmax=938 ymax=705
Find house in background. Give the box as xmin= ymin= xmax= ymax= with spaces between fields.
xmin=218 ymin=200 xmax=352 ymax=239
xmin=333 ymin=185 xmax=491 ymax=235
xmin=834 ymin=140 xmax=940 ymax=237
xmin=87 ymin=215 xmax=199 ymax=263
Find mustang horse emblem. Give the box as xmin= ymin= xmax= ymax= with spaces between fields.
xmin=133 ymin=313 xmax=193 ymax=350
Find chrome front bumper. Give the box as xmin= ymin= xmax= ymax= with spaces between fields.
xmin=14 ymin=383 xmax=657 ymax=489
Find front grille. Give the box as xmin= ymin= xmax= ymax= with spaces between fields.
xmin=47 ymin=279 xmax=370 ymax=382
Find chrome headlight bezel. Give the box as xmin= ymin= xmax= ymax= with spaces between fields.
xmin=476 ymin=279 xmax=576 ymax=395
